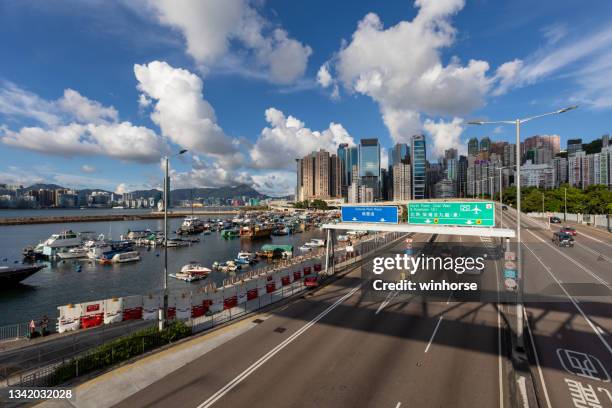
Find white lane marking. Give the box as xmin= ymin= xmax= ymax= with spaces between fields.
xmin=424 ymin=316 xmax=443 ymax=353
xmin=524 ymin=308 xmax=553 ymax=408
xmin=493 ymin=255 xmax=504 ymax=408
xmin=516 ymin=376 xmax=529 ymax=408
xmin=525 ymin=228 xmax=611 ymax=291
xmin=395 ymin=403 xmax=401 ymax=408
xmin=522 ymin=243 xmax=612 ymax=355
xmin=376 ymin=290 xmax=398 ymax=315
xmin=197 ymin=283 xmax=362 ymax=408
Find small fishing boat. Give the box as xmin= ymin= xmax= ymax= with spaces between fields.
xmin=170 ymin=262 xmax=211 ymax=282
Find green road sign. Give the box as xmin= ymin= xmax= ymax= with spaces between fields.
xmin=407 ymin=201 xmax=496 ymax=227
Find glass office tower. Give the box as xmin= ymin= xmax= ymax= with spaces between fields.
xmin=359 ymin=138 xmax=381 ymax=178
xmin=411 ymin=135 xmax=426 ymax=199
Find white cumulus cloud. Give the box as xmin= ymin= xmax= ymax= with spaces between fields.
xmin=250 ymin=108 xmax=356 ymax=170
xmin=318 ymin=0 xmax=522 ymax=152
xmin=134 ymin=60 xmax=242 ymax=167
xmin=422 ymin=117 xmax=466 ymax=157
xmin=144 ymin=0 xmax=312 ymax=84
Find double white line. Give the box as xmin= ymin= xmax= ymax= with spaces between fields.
xmin=197 ymin=283 xmax=363 ymax=408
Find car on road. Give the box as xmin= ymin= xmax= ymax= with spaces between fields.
xmin=553 ymin=232 xmax=574 ymax=247
xmin=501 ymin=205 xmax=508 ymax=210
xmin=549 ymin=216 xmax=562 ymax=223
xmin=560 ymin=226 xmax=577 ymax=236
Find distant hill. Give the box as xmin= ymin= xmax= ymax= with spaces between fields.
xmin=171 ymin=184 xmax=267 ymax=201
xmin=8 ymin=183 xmax=275 ymax=202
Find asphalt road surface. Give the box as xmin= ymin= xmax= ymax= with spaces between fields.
xmin=502 ymin=207 xmax=612 ymax=408
xmin=115 ymin=230 xmax=511 ymax=408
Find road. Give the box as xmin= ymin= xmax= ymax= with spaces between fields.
xmin=115 ymin=231 xmax=511 ymax=408
xmin=502 ymin=207 xmax=612 ymax=408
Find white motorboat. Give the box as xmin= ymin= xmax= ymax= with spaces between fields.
xmin=236 ymin=252 xmax=255 ymax=261
xmin=304 ymin=238 xmax=325 ymax=247
xmin=42 ymin=230 xmax=81 ymax=248
xmin=57 ymin=247 xmax=89 ymax=260
xmin=299 ymin=245 xmax=312 ymax=252
xmin=87 ymin=243 xmax=113 ymax=260
xmin=170 ymin=262 xmax=211 ymax=282
xmin=111 ymin=251 xmax=140 ymax=263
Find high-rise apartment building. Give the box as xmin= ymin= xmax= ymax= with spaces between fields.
xmin=392 ymin=163 xmax=411 ymax=201
xmin=295 ymin=149 xmax=342 ymax=201
xmin=552 ymin=157 xmax=568 ymax=187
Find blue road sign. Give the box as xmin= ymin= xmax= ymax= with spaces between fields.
xmin=341 ymin=205 xmax=399 ymax=224
xmin=503 ymin=269 xmax=517 ymax=279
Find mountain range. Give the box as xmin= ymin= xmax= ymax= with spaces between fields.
xmin=3 ymin=183 xmax=277 ymax=201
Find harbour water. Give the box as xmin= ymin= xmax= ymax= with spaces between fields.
xmin=0 ymin=216 xmax=324 ymax=326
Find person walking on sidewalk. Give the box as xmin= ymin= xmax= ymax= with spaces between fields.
xmin=28 ymin=319 xmax=36 ymax=339
xmin=40 ymin=315 xmax=49 ymax=336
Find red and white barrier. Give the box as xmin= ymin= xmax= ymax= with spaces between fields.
xmin=80 ymin=300 xmax=104 ymax=329
xmin=222 ymin=285 xmax=237 ymax=310
xmin=175 ymin=292 xmax=192 ymax=320
xmin=143 ymin=293 xmax=162 ymax=320
xmin=191 ymin=290 xmax=207 ymax=318
xmin=122 ymin=295 xmax=143 ymax=321
xmin=237 ymin=283 xmax=247 ymax=304
xmin=57 ymin=304 xmax=81 ymax=333
xmin=209 ymin=290 xmax=223 ymax=313
xmin=103 ymin=298 xmax=123 ymax=324
xmin=280 ymin=270 xmax=292 ymax=287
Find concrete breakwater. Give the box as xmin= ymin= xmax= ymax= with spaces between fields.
xmin=0 ymin=210 xmax=241 ymax=226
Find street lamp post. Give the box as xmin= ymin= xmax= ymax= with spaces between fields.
xmin=159 ymin=149 xmax=188 ymax=332
xmin=564 ymin=187 xmax=568 ymax=222
xmin=467 ymin=105 xmax=577 ymax=350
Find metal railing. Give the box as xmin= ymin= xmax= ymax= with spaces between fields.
xmin=0 ymin=319 xmax=57 ymax=343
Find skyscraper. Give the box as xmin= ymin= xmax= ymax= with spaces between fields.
xmin=337 ymin=143 xmax=349 ymax=197
xmin=359 ymin=138 xmax=381 ymax=199
xmin=390 ymin=143 xmax=410 ymax=166
xmin=468 ymin=138 xmax=479 ymax=156
xmin=479 ymin=137 xmax=491 ymax=153
xmin=411 ymin=135 xmax=426 ymax=199
xmin=567 ymin=139 xmax=583 ymax=155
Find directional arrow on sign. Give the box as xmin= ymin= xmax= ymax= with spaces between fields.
xmin=472 ymin=207 xmax=482 ymax=214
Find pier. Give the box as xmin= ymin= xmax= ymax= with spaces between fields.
xmin=0 ymin=210 xmax=242 ymax=226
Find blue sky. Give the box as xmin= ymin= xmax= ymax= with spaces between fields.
xmin=1 ymin=0 xmax=611 ymax=196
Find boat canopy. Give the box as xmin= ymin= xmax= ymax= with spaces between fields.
xmin=260 ymin=244 xmax=293 ymax=252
